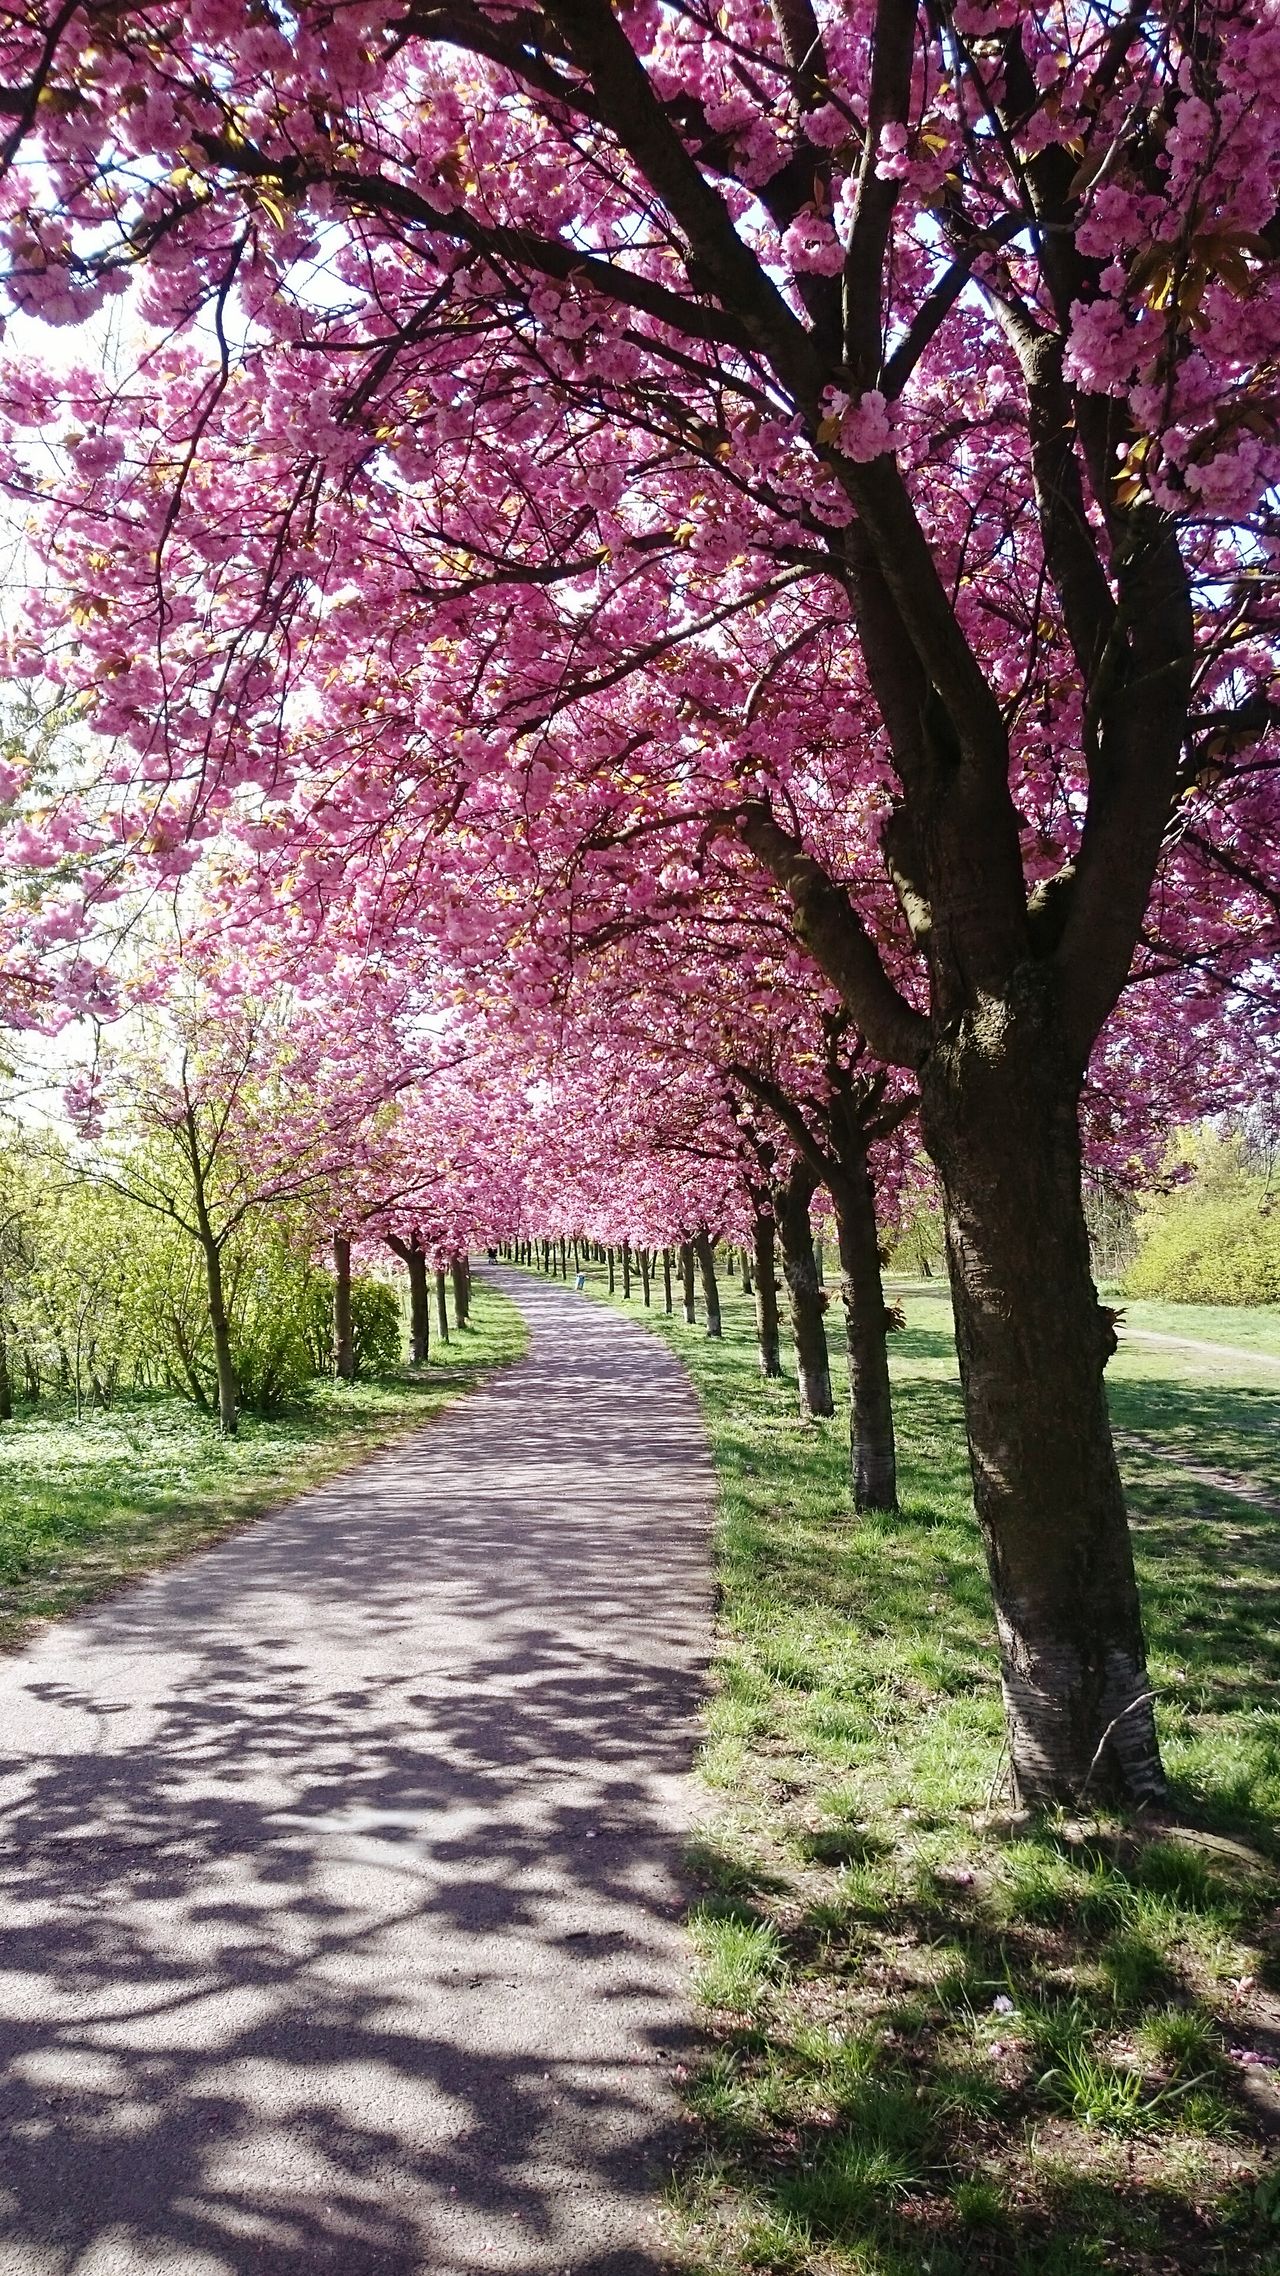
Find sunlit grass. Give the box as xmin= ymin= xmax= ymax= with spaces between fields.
xmin=0 ymin=1279 xmax=526 ymax=1648
xmin=543 ymin=1252 xmax=1280 ymax=2276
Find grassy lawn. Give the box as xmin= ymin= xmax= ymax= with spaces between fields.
xmin=1118 ymin=1297 xmax=1280 ymax=1362
xmin=545 ymin=1257 xmax=1280 ymax=2276
xmin=897 ymin=1279 xmax=1280 ymax=1504
xmin=0 ymin=1279 xmax=526 ymax=1651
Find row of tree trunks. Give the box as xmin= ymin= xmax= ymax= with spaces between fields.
xmin=502 ymin=1114 xmax=1156 ymax=1804
xmin=827 ymin=1152 xmax=898 ymax=1515
xmin=386 ymin=1230 xmax=431 ymax=1364
xmin=451 ymin=1253 xmax=471 ymax=1327
xmin=679 ymin=1243 xmax=696 ymax=1325
xmin=750 ymin=1211 xmax=783 ymax=1378
xmin=774 ymin=1162 xmax=835 ymax=1419
xmin=692 ymin=1231 xmax=722 ymax=1338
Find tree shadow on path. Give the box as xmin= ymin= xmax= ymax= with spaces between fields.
xmin=0 ymin=1271 xmax=713 ymax=2275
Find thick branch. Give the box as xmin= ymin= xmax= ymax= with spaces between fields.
xmin=1056 ymin=511 xmax=1194 ymax=1063
xmin=737 ymin=804 xmax=928 ymax=1069
xmin=843 ymin=0 xmax=917 ymax=384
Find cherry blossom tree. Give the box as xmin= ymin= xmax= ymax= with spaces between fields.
xmin=2 ymin=1 xmax=1279 ymax=1797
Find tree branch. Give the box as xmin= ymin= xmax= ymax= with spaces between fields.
xmin=736 ymin=804 xmax=928 ymax=1069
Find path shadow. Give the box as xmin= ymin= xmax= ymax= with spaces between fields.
xmin=0 ymin=1272 xmax=711 ymax=2275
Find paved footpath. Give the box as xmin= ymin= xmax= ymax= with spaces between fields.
xmin=0 ymin=1272 xmax=713 ymax=2276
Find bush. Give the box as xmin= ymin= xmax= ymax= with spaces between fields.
xmin=298 ymin=1270 xmax=405 ymax=1380
xmin=1126 ymin=1183 xmax=1280 ymax=1305
xmin=227 ymin=1238 xmax=321 ymax=1413
xmin=352 ymin=1277 xmax=403 ymax=1376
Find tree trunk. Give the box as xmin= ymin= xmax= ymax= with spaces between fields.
xmin=607 ymin=1246 xmax=615 ymax=1293
xmin=740 ymin=1245 xmax=753 ymax=1295
xmin=774 ymin=1162 xmax=835 ymax=1417
xmin=639 ymin=1247 xmax=651 ymax=1306
xmin=387 ymin=1233 xmax=431 ymax=1364
xmin=196 ymin=1234 xmax=238 ymax=1434
xmin=408 ymin=1245 xmax=430 ymax=1364
xmin=692 ymin=1230 xmax=722 ymax=1338
xmin=750 ymin=1212 xmax=783 ymax=1378
xmin=828 ymin=1159 xmax=898 ymax=1512
xmin=621 ymin=1240 xmax=631 ymax=1298
xmin=679 ymin=1243 xmax=696 ymax=1324
xmin=436 ymin=1268 xmax=451 ymax=1343
xmin=179 ymin=1100 xmax=237 ymax=1432
xmin=921 ymin=1023 xmax=1165 ymax=1809
xmin=662 ymin=1248 xmax=674 ymax=1314
xmin=0 ymin=1314 xmax=13 ymax=1421
xmin=451 ymin=1253 xmax=470 ymax=1326
xmin=333 ymin=1232 xmax=355 ymax=1383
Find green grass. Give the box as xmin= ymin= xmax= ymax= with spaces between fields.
xmin=0 ymin=1280 xmax=526 ymax=1648
xmin=1117 ymin=1298 xmax=1280 ymax=1360
xmin=532 ymin=1254 xmax=1280 ymax=2276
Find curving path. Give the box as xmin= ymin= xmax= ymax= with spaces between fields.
xmin=0 ymin=1271 xmax=713 ymax=2276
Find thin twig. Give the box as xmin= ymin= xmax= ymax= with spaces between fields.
xmin=985 ymin=1737 xmax=1011 ymax=1809
xmin=1079 ymin=1692 xmax=1157 ymax=1798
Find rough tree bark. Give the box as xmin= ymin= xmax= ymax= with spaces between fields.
xmin=920 ymin=996 xmax=1164 ymax=1805
xmin=662 ymin=1247 xmax=673 ymax=1314
xmin=436 ymin=1268 xmax=450 ymax=1343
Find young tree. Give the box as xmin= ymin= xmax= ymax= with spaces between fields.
xmin=72 ymin=998 xmax=334 ymax=1433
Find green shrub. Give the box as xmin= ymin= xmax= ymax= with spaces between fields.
xmin=227 ymin=1237 xmax=322 ymax=1414
xmin=352 ymin=1277 xmax=403 ymax=1376
xmin=299 ymin=1271 xmax=404 ymax=1380
xmin=1126 ymin=1184 xmax=1280 ymax=1306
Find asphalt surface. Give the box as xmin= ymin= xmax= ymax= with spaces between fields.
xmin=0 ymin=1270 xmax=713 ymax=2276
